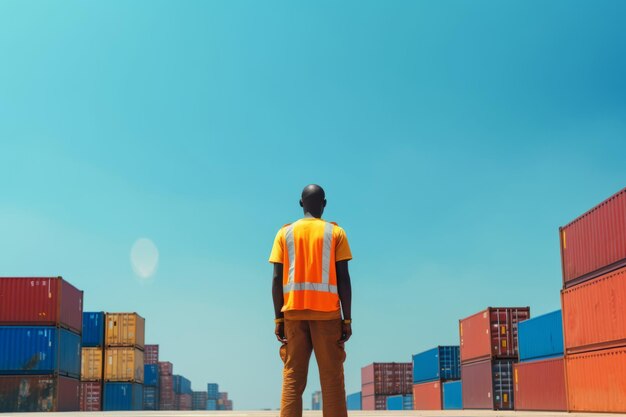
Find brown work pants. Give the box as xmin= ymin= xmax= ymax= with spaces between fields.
xmin=280 ymin=319 xmax=347 ymax=417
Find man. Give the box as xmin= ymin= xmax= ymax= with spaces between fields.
xmin=269 ymin=184 xmax=353 ymax=417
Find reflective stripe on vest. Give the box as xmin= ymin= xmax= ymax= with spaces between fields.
xmin=283 ymin=282 xmax=338 ymax=294
xmin=284 ymin=224 xmax=296 ymax=285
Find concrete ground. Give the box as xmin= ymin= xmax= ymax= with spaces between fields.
xmin=1 ymin=411 xmax=618 ymax=417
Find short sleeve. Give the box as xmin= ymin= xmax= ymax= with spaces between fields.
xmin=268 ymin=228 xmax=284 ymax=263
xmin=335 ymin=227 xmax=352 ymax=262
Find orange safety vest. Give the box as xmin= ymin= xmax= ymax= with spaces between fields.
xmin=280 ymin=218 xmax=340 ymax=312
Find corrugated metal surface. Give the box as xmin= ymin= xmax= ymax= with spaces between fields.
xmin=562 ymin=265 xmax=626 ymax=354
xmin=80 ymin=381 xmax=102 ymax=411
xmin=105 ymin=313 xmax=145 ymax=349
xmin=0 ymin=375 xmax=79 ymax=412
xmin=143 ymin=386 xmax=159 ymax=410
xmin=513 ymin=357 xmax=565 ymax=411
xmin=207 ymin=382 xmax=219 ymax=399
xmin=361 ymin=363 xmax=413 ymax=395
xmin=461 ymin=359 xmax=515 ymax=410
xmin=81 ymin=347 xmax=103 ymax=381
xmin=103 ymin=382 xmax=143 ymax=411
xmin=560 ymin=188 xmax=626 ymax=287
xmin=460 ymin=307 xmax=530 ymax=363
xmin=386 ymin=394 xmax=412 ymax=410
xmin=145 ymin=344 xmax=159 ymax=364
xmin=565 ymin=346 xmax=626 ymax=412
xmin=361 ymin=394 xmax=388 ymax=410
xmin=144 ymin=364 xmax=159 ymax=386
xmin=192 ymin=391 xmax=208 ymax=410
xmin=82 ymin=312 xmax=105 ymax=347
xmin=0 ymin=326 xmax=81 ymax=378
xmin=443 ymin=380 xmax=462 ymax=410
xmin=175 ymin=393 xmax=192 ymax=410
xmin=159 ymin=374 xmax=174 ymax=410
xmin=0 ymin=277 xmax=83 ymax=333
xmin=159 ymin=361 xmax=173 ymax=376
xmin=412 ymin=381 xmax=442 ymax=410
xmin=207 ymin=399 xmax=217 ymax=410
xmin=518 ymin=310 xmax=563 ymax=361
xmin=104 ymin=347 xmax=144 ymax=382
xmin=347 ymin=392 xmax=361 ymax=410
xmin=412 ymin=346 xmax=460 ymax=383
xmin=173 ymin=374 xmax=192 ymax=394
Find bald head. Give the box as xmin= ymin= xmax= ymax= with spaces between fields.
xmin=300 ymin=184 xmax=326 ymax=218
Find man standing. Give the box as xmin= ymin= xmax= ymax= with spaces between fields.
xmin=269 ymin=184 xmax=353 ymax=417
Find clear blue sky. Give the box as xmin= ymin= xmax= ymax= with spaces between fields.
xmin=1 ymin=0 xmax=625 ymax=410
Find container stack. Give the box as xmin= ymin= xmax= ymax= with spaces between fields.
xmin=459 ymin=307 xmax=530 ymax=410
xmin=514 ymin=310 xmax=566 ymax=411
xmin=158 ymin=361 xmax=175 ymax=410
xmin=442 ymin=381 xmax=462 ymax=410
xmin=206 ymin=383 xmax=219 ymax=410
xmin=103 ymin=312 xmax=145 ymax=411
xmin=411 ymin=346 xmax=460 ymax=410
xmin=218 ymin=391 xmax=233 ymax=410
xmin=0 ymin=277 xmax=83 ymax=413
xmin=143 ymin=344 xmax=159 ymax=410
xmin=312 ymin=390 xmax=322 ymax=410
xmin=80 ymin=311 xmax=106 ymax=411
xmin=173 ymin=374 xmax=192 ymax=410
xmin=192 ymin=391 xmax=208 ymax=410
xmin=386 ymin=394 xmax=413 ymax=410
xmin=346 ymin=392 xmax=361 ymax=410
xmin=560 ymin=188 xmax=626 ymax=413
xmin=361 ymin=362 xmax=413 ymax=410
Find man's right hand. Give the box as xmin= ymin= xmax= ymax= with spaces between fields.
xmin=275 ymin=323 xmax=287 ymax=344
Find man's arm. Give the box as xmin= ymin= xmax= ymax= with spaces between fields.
xmin=272 ymin=263 xmax=287 ymax=343
xmin=336 ymin=260 xmax=352 ymax=343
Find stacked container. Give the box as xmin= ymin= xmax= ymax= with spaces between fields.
xmin=411 ymin=346 xmax=460 ymax=410
xmin=513 ymin=310 xmax=566 ymax=411
xmin=158 ymin=361 xmax=174 ymax=410
xmin=386 ymin=394 xmax=413 ymax=410
xmin=173 ymin=374 xmax=192 ymax=410
xmin=361 ymin=362 xmax=412 ymax=410
xmin=80 ymin=312 xmax=105 ymax=411
xmin=459 ymin=307 xmax=530 ymax=410
xmin=192 ymin=391 xmax=208 ymax=410
xmin=312 ymin=390 xmax=322 ymax=410
xmin=0 ymin=277 xmax=83 ymax=412
xmin=145 ymin=345 xmax=159 ymax=365
xmin=143 ymin=363 xmax=159 ymax=410
xmin=347 ymin=392 xmax=361 ymax=410
xmin=103 ymin=313 xmax=144 ymax=411
xmin=560 ymin=188 xmax=626 ymax=413
xmin=207 ymin=383 xmax=219 ymax=410
xmin=442 ymin=380 xmax=462 ymax=410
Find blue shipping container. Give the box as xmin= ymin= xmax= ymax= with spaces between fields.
xmin=82 ymin=312 xmax=104 ymax=347
xmin=144 ymin=364 xmax=159 ymax=386
xmin=143 ymin=386 xmax=159 ymax=410
xmin=412 ymin=346 xmax=460 ymax=383
xmin=443 ymin=380 xmax=462 ymax=410
xmin=386 ymin=395 xmax=413 ymax=410
xmin=346 ymin=392 xmax=361 ymax=410
xmin=173 ymin=375 xmax=192 ymax=394
xmin=207 ymin=399 xmax=218 ymax=410
xmin=403 ymin=395 xmax=413 ymax=410
xmin=207 ymin=383 xmax=219 ymax=400
xmin=0 ymin=326 xmax=81 ymax=378
xmin=518 ymin=310 xmax=563 ymax=362
xmin=104 ymin=382 xmax=143 ymax=411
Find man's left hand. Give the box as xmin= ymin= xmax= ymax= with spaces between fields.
xmin=339 ymin=322 xmax=352 ymax=345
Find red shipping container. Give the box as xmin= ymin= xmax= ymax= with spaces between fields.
xmin=80 ymin=381 xmax=102 ymax=411
xmin=459 ymin=307 xmax=530 ymax=363
xmin=461 ymin=358 xmax=515 ymax=410
xmin=0 ymin=277 xmax=83 ymax=333
xmin=361 ymin=363 xmax=412 ymax=395
xmin=562 ymin=265 xmax=626 ymax=354
xmin=361 ymin=394 xmax=388 ymax=410
xmin=560 ymin=188 xmax=626 ymax=288
xmin=513 ymin=358 xmax=566 ymax=411
xmin=412 ymin=381 xmax=442 ymax=410
xmin=566 ymin=346 xmax=626 ymax=413
xmin=0 ymin=375 xmax=79 ymax=412
xmin=362 ymin=382 xmax=374 ymax=397
xmin=158 ymin=361 xmax=173 ymax=376
xmin=159 ymin=374 xmax=175 ymax=410
xmin=145 ymin=344 xmax=159 ymax=364
xmin=175 ymin=393 xmax=192 ymax=410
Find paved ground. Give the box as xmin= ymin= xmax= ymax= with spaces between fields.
xmin=1 ymin=411 xmax=618 ymax=417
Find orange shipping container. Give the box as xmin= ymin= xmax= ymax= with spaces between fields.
xmin=565 ymin=346 xmax=626 ymax=413
xmin=104 ymin=347 xmax=144 ymax=383
xmin=514 ymin=358 xmax=566 ymax=411
xmin=81 ymin=347 xmax=103 ymax=381
xmin=105 ymin=313 xmax=145 ymax=349
xmin=412 ymin=381 xmax=442 ymax=410
xmin=562 ymin=265 xmax=626 ymax=354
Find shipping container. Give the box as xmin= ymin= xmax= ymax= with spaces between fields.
xmin=361 ymin=394 xmax=388 ymax=411
xmin=207 ymin=382 xmax=219 ymax=399
xmin=144 ymin=364 xmax=159 ymax=386
xmin=565 ymin=346 xmax=626 ymax=413
xmin=81 ymin=347 xmax=103 ymax=381
xmin=219 ymin=391 xmax=228 ymax=401
xmin=386 ymin=394 xmax=412 ymax=410
xmin=560 ymin=188 xmax=626 ymax=287
xmin=0 ymin=326 xmax=80 ymax=378
xmin=311 ymin=390 xmax=321 ymax=410
xmin=80 ymin=381 xmax=102 ymax=411
xmin=361 ymin=363 xmax=413 ymax=395
xmin=173 ymin=374 xmax=192 ymax=395
xmin=104 ymin=347 xmax=144 ymax=382
xmin=347 ymin=392 xmax=361 ymax=410
xmin=159 ymin=361 xmax=173 ymax=376
xmin=412 ymin=346 xmax=460 ymax=383
xmin=105 ymin=313 xmax=145 ymax=349
xmin=443 ymin=380 xmax=462 ymax=410
xmin=459 ymin=307 xmax=530 ymax=363
xmin=513 ymin=357 xmax=565 ymax=411
xmin=192 ymin=391 xmax=208 ymax=410
xmin=145 ymin=344 xmax=159 ymax=364
xmin=82 ymin=312 xmax=105 ymax=347
xmin=0 ymin=375 xmax=79 ymax=412
xmin=159 ymin=374 xmax=175 ymax=410
xmin=562 ymin=265 xmax=626 ymax=354
xmin=143 ymin=385 xmax=159 ymax=410
xmin=224 ymin=399 xmax=233 ymax=410
xmin=461 ymin=358 xmax=515 ymax=410
xmin=175 ymin=393 xmax=192 ymax=410
xmin=518 ymin=310 xmax=563 ymax=361
xmin=103 ymin=382 xmax=143 ymax=411
xmin=412 ymin=381 xmax=442 ymax=410
xmin=207 ymin=398 xmax=218 ymax=410
xmin=0 ymin=277 xmax=83 ymax=334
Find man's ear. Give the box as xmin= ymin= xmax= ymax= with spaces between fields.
xmin=323 ymin=199 xmax=327 ymax=207
xmin=299 ymin=200 xmax=303 ymax=207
